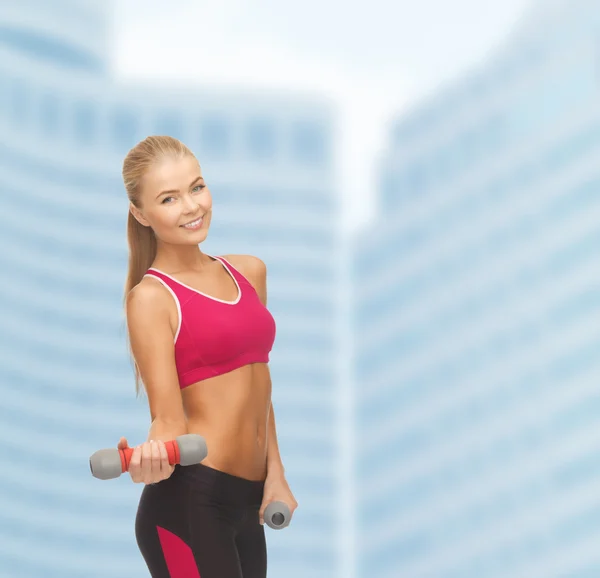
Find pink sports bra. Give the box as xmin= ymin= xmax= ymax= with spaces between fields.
xmin=143 ymin=256 xmax=276 ymax=389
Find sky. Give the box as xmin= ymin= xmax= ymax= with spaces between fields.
xmin=111 ymin=0 xmax=533 ymax=229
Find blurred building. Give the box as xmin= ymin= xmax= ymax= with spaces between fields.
xmin=0 ymin=2 xmax=341 ymax=578
xmin=354 ymin=1 xmax=600 ymax=577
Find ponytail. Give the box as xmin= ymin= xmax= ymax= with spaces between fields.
xmin=121 ymin=135 xmax=194 ymax=395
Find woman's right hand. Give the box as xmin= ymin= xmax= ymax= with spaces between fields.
xmin=117 ymin=436 xmax=175 ymax=484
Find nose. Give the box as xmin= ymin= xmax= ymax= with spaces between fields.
xmin=182 ymin=193 xmax=201 ymax=214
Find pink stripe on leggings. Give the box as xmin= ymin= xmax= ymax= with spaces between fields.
xmin=156 ymin=526 xmax=201 ymax=578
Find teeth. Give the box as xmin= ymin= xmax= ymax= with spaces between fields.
xmin=183 ymin=217 xmax=202 ymax=228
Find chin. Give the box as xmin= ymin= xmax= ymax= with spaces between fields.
xmin=181 ymin=228 xmax=209 ymax=243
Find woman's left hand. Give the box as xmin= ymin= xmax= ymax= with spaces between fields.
xmin=259 ymin=471 xmax=298 ymax=526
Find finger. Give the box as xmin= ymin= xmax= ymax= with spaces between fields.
xmin=157 ymin=440 xmax=167 ymax=466
xmin=141 ymin=442 xmax=154 ymax=484
xmin=157 ymin=441 xmax=172 ymax=478
xmin=129 ymin=445 xmax=142 ymax=482
xmin=150 ymin=440 xmax=161 ymax=473
xmin=117 ymin=436 xmax=128 ymax=449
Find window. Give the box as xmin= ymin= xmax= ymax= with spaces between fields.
xmin=10 ymin=77 xmax=28 ymax=127
xmin=245 ymin=117 xmax=277 ymax=160
xmin=404 ymin=158 xmax=427 ymax=194
xmin=484 ymin=112 xmax=506 ymax=154
xmin=290 ymin=120 xmax=327 ymax=166
xmin=39 ymin=93 xmax=60 ymax=138
xmin=199 ymin=115 xmax=231 ymax=159
xmin=72 ymin=100 xmax=96 ymax=145
xmin=154 ymin=112 xmax=184 ymax=140
xmin=0 ymin=77 xmax=7 ymax=121
xmin=431 ymin=143 xmax=455 ymax=183
xmin=111 ymin=106 xmax=140 ymax=149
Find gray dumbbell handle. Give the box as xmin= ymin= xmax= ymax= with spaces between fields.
xmin=264 ymin=501 xmax=291 ymax=529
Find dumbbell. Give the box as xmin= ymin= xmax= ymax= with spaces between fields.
xmin=264 ymin=501 xmax=291 ymax=530
xmin=89 ymin=434 xmax=208 ymax=480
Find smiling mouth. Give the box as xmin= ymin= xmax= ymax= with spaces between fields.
xmin=181 ymin=216 xmax=204 ymax=229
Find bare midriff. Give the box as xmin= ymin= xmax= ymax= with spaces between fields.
xmin=181 ymin=363 xmax=272 ymax=481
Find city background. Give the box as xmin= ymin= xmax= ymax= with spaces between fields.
xmin=0 ymin=1 xmax=599 ymax=577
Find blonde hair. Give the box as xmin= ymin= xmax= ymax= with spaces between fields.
xmin=122 ymin=135 xmax=195 ymax=396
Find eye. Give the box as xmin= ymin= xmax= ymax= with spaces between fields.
xmin=161 ymin=196 xmax=175 ymax=204
xmin=192 ymin=185 xmax=205 ymax=193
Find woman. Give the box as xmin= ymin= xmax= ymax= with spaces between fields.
xmin=118 ymin=135 xmax=297 ymax=578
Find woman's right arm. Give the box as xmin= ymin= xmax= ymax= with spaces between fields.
xmin=124 ymin=280 xmax=188 ymax=483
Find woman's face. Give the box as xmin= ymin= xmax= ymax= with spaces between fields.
xmin=131 ymin=155 xmax=213 ymax=245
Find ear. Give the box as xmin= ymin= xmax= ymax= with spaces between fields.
xmin=129 ymin=202 xmax=150 ymax=227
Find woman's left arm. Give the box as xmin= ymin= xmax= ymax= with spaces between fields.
xmin=266 ymin=400 xmax=284 ymax=476
xmin=262 ymin=399 xmax=298 ymax=524
xmin=224 ymin=254 xmax=298 ymax=523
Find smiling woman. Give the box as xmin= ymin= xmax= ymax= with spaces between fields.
xmin=118 ymin=135 xmax=297 ymax=578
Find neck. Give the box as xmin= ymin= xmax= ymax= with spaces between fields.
xmin=152 ymin=245 xmax=213 ymax=273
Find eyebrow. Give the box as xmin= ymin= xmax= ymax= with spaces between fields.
xmin=156 ymin=176 xmax=204 ymax=199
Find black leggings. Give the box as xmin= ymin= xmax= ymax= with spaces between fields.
xmin=135 ymin=462 xmax=267 ymax=578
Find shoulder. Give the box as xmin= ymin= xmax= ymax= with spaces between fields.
xmin=222 ymin=254 xmax=266 ymax=278
xmin=126 ymin=276 xmax=173 ymax=319
xmin=221 ymin=254 xmax=268 ymax=304
xmin=126 ymin=278 xmax=178 ymax=352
